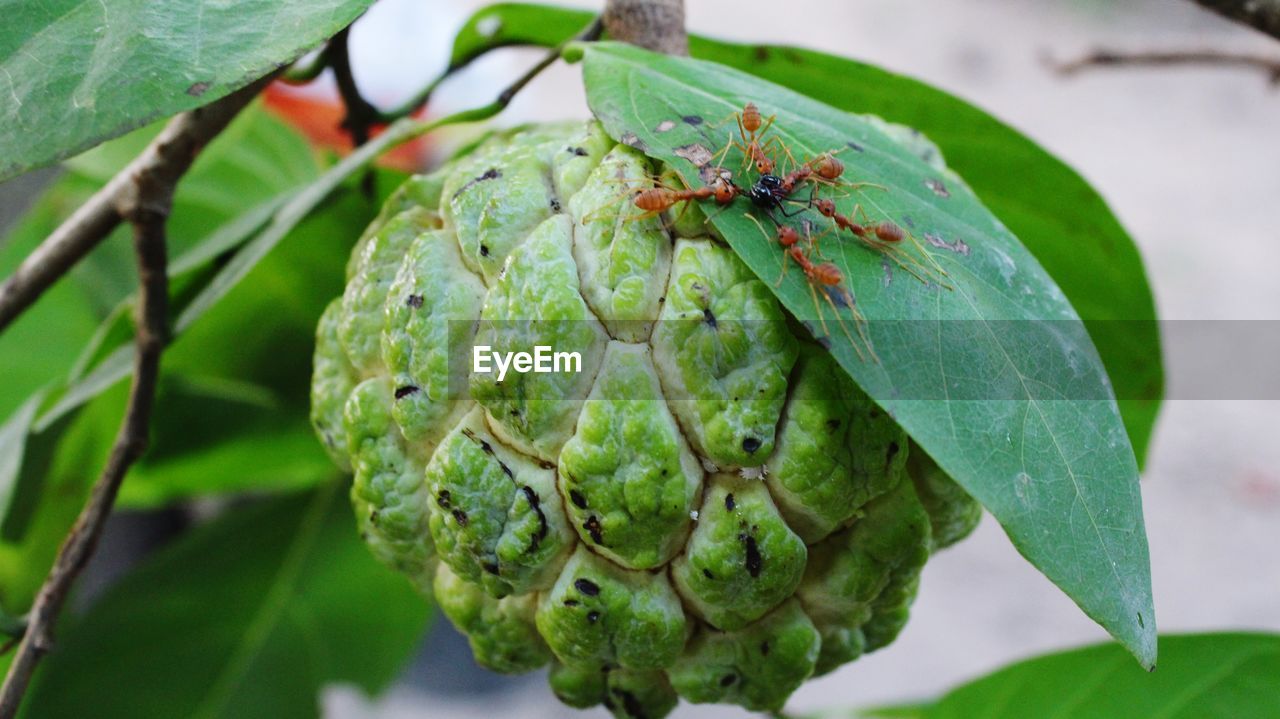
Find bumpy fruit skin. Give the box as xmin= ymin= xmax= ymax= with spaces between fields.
xmin=311 ymin=121 xmax=980 ymax=718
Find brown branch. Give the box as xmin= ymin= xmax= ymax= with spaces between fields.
xmin=0 ymin=174 xmax=170 ymax=719
xmin=604 ymin=0 xmax=687 ymax=55
xmin=1053 ymin=48 xmax=1280 ymax=83
xmin=1191 ymin=0 xmax=1280 ymax=42
xmin=0 ymin=73 xmax=272 ymax=719
xmin=0 ymin=75 xmax=271 ymax=336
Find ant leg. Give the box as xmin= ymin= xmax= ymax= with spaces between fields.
xmin=807 ymin=283 xmax=836 ymax=345
xmin=757 ymin=112 xmax=778 ymax=140
xmin=708 ymin=108 xmax=743 ymax=132
xmin=712 ymin=129 xmax=738 ymax=174
xmin=771 ymin=136 xmax=800 ymax=176
xmin=819 ymin=284 xmax=872 ymax=363
xmin=778 ymin=201 xmax=809 ymax=219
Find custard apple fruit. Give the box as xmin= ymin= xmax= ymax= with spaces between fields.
xmin=311 ymin=120 xmax=980 ymax=717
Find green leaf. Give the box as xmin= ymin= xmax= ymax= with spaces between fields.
xmin=0 ymin=0 xmax=376 ymax=181
xmin=442 ymin=3 xmax=1161 ymax=464
xmin=685 ymin=38 xmax=1163 ymax=465
xmin=862 ymin=634 xmax=1280 ymax=719
xmin=1 ymin=105 xmax=378 ymax=512
xmin=580 ymin=42 xmax=1154 ymax=666
xmin=22 ymin=483 xmax=433 ymax=719
xmin=0 ymin=393 xmax=44 ymax=523
xmin=0 ymin=383 xmax=123 ymax=612
xmin=449 ymin=2 xmax=589 ymax=68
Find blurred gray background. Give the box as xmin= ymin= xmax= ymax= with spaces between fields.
xmin=4 ymin=0 xmax=1278 ymax=716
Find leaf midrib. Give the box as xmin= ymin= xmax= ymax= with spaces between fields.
xmin=189 ymin=482 xmax=337 ymax=719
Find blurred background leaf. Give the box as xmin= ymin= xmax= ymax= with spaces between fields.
xmin=853 ymin=633 xmax=1280 ymax=719
xmin=0 ymin=0 xmax=378 ymax=180
xmin=19 ymin=483 xmax=434 ymax=719
xmin=0 ymin=105 xmax=396 ymax=611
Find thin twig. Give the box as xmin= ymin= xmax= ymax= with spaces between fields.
xmin=328 ymin=27 xmax=381 ymax=195
xmin=0 ymin=76 xmax=271 ymax=336
xmin=1053 ymin=48 xmax=1280 ymax=83
xmin=1190 ymin=0 xmax=1280 ymax=42
xmin=0 ymin=182 xmax=170 ymax=719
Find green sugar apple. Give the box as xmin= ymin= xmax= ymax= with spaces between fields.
xmin=311 ymin=120 xmax=980 ymax=717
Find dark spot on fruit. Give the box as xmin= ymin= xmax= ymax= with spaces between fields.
xmin=584 ymin=515 xmax=604 ymax=545
xmin=587 ymin=610 xmax=601 ymax=623
xmin=406 ymin=294 xmax=424 ymax=308
xmin=614 ymin=689 xmax=645 ymax=719
xmin=521 ymin=485 xmax=548 ymax=550
xmin=741 ymin=436 xmax=761 ymax=453
xmin=567 ymin=146 xmax=589 ymax=157
xmin=394 ymin=385 xmax=419 ymax=399
xmin=480 ymin=244 xmax=490 ymax=257
xmin=682 ymin=115 xmax=703 ymax=126
xmin=575 ymin=578 xmax=601 ymax=596
xmin=564 ymin=598 xmax=580 ymax=607
xmin=724 ymin=494 xmax=736 ymax=511
xmin=744 ymin=536 xmax=762 ymax=577
xmin=550 ymin=197 xmax=562 ymax=212
xmin=463 ymin=429 xmax=495 ymax=455
xmin=436 ymin=490 xmax=452 ymax=509
xmin=452 ymin=167 xmax=501 ymax=199
xmin=720 ymin=673 xmax=737 ymax=687
xmin=703 ymin=568 xmax=714 ymax=579
xmin=703 ymin=308 xmax=718 ymax=328
xmin=569 ymin=489 xmax=588 ymax=509
xmin=452 ymin=509 xmax=469 ymax=527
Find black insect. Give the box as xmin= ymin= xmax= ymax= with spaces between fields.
xmin=747 ymin=174 xmax=787 ymax=210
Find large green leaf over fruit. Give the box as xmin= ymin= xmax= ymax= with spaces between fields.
xmin=446 ymin=2 xmax=1163 ymax=465
xmin=579 ymin=42 xmax=1154 ymax=666
xmin=0 ymin=0 xmax=376 ymax=180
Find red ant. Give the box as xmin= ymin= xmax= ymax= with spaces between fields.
xmin=810 ymin=197 xmax=949 ymax=287
xmin=587 ymin=165 xmax=740 ymax=227
xmin=713 ymin=102 xmax=790 ymax=176
xmin=630 ymin=174 xmax=738 ymax=217
xmin=743 ymin=216 xmax=873 ymax=361
xmin=775 ymin=223 xmax=875 ymax=361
